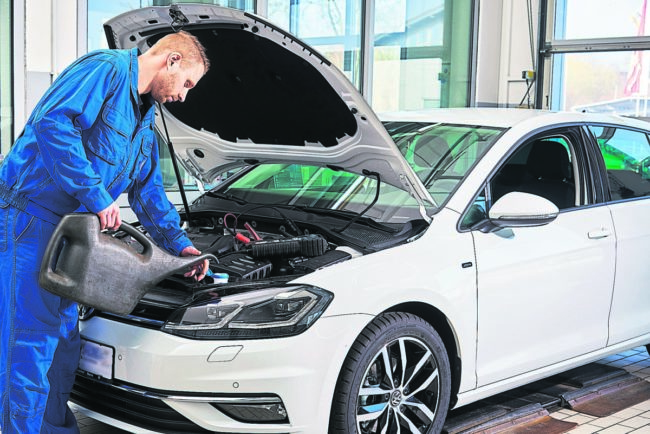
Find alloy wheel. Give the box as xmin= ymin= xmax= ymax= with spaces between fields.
xmin=356 ymin=336 xmax=440 ymax=433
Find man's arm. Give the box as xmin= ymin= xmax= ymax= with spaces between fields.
xmin=129 ymin=133 xmax=193 ymax=255
xmin=129 ymin=138 xmax=209 ymax=279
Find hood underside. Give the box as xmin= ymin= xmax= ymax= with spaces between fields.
xmin=103 ymin=4 xmax=432 ymax=205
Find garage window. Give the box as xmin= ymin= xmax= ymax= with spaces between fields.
xmin=588 ymin=125 xmax=650 ymax=200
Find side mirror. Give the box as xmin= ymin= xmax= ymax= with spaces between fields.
xmin=487 ymin=192 xmax=559 ymax=229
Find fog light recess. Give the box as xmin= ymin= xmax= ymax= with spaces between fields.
xmin=213 ymin=401 xmax=289 ymax=424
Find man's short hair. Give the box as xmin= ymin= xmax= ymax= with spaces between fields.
xmin=149 ymin=30 xmax=210 ymax=73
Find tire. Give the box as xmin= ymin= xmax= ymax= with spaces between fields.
xmin=330 ymin=312 xmax=452 ymax=434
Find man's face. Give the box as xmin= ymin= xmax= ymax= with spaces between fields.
xmin=151 ymin=57 xmax=204 ymax=104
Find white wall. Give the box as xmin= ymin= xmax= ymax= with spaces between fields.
xmin=17 ymin=0 xmax=78 ymax=130
xmin=475 ymin=0 xmax=542 ymax=108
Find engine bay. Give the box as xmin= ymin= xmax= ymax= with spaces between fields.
xmin=104 ymin=194 xmax=427 ymax=321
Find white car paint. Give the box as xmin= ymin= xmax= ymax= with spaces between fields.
xmin=75 ymin=109 xmax=650 ymax=434
xmin=70 ymin=4 xmax=650 ymax=432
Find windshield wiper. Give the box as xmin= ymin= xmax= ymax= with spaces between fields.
xmin=272 ymin=203 xmax=398 ymax=233
xmin=205 ymin=190 xmax=248 ymax=206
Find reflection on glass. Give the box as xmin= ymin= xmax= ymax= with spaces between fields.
xmin=224 ymin=163 xmax=420 ymax=222
xmin=555 ymin=0 xmax=648 ymax=40
xmin=372 ymin=0 xmax=471 ymax=112
xmin=267 ymin=0 xmax=362 ymax=89
xmin=87 ymin=0 xmax=256 ymax=51
xmin=551 ymin=51 xmax=650 ymax=116
xmin=1 ymin=0 xmax=13 ymax=156
xmin=386 ymin=121 xmax=503 ymax=205
xmin=589 ymin=125 xmax=650 ymax=200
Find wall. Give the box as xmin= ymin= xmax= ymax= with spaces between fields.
xmin=475 ymin=0 xmax=542 ymax=108
xmin=16 ymin=0 xmax=78 ymax=133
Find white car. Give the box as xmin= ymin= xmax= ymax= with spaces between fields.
xmin=70 ymin=4 xmax=650 ymax=434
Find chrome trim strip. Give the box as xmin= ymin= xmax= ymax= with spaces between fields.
xmin=85 ymin=377 xmax=282 ymax=404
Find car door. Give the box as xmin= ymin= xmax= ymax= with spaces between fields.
xmin=587 ymin=124 xmax=650 ymax=345
xmin=467 ymin=128 xmax=616 ymax=386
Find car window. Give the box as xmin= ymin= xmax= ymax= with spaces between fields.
xmin=223 ymin=163 xmax=422 ymax=223
xmin=461 ymin=134 xmax=580 ymax=229
xmin=386 ymin=122 xmax=503 ymax=205
xmin=588 ymin=125 xmax=650 ymax=200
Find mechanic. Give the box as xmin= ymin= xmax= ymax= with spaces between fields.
xmin=0 ymin=30 xmax=210 ymax=433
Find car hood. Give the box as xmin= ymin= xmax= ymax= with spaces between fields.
xmin=103 ymin=4 xmax=433 ymax=206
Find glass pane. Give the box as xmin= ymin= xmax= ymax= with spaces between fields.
xmin=156 ymin=131 xmax=198 ymax=191
xmin=372 ymin=0 xmax=472 ymax=112
xmin=555 ymin=0 xmax=649 ymax=40
xmin=551 ymin=51 xmax=650 ymax=115
xmin=88 ymin=0 xmax=256 ymax=51
xmin=491 ymin=137 xmax=576 ymax=210
xmin=589 ymin=125 xmax=650 ymax=200
xmin=388 ymin=122 xmax=503 ymax=205
xmin=225 ymin=163 xmax=419 ymax=222
xmin=0 ymin=0 xmax=13 ymax=157
xmin=88 ymin=0 xmax=145 ymax=51
xmin=266 ymin=0 xmax=363 ymax=89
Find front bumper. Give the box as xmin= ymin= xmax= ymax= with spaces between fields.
xmin=75 ymin=313 xmax=372 ymax=433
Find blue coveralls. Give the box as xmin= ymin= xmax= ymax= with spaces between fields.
xmin=0 ymin=48 xmax=193 ymax=433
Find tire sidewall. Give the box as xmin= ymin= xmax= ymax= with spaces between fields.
xmin=333 ymin=313 xmax=452 ymax=434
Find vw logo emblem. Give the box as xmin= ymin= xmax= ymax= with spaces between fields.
xmin=390 ymin=390 xmax=402 ymax=407
xmin=78 ymin=304 xmax=95 ymax=321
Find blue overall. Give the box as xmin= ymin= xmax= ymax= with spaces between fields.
xmin=0 ymin=48 xmax=192 ymax=433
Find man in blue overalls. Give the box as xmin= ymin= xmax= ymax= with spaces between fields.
xmin=0 ymin=30 xmax=210 ymax=433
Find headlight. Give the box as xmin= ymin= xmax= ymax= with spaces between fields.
xmin=161 ymin=285 xmax=333 ymax=340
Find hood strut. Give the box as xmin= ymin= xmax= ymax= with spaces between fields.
xmin=158 ymin=102 xmax=192 ymax=224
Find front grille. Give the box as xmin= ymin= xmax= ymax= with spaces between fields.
xmin=71 ymin=375 xmax=213 ymax=433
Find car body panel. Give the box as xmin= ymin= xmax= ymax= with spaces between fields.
xmin=292 ymin=207 xmax=479 ymax=393
xmin=607 ymin=199 xmax=650 ymax=344
xmin=78 ymin=313 xmax=373 ymax=434
xmin=455 ymin=331 xmax=650 ymax=407
xmin=474 ymin=206 xmax=616 ymax=385
xmin=75 ymin=107 xmax=650 ymax=433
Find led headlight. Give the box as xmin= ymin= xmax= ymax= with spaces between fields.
xmin=161 ymin=285 xmax=333 ymax=340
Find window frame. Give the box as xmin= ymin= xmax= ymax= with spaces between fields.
xmin=585 ymin=122 xmax=650 ymax=203
xmin=459 ymin=126 xmax=597 ymax=231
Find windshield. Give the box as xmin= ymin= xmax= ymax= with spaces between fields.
xmin=222 ymin=163 xmax=422 ymax=224
xmin=384 ymin=121 xmax=504 ymax=205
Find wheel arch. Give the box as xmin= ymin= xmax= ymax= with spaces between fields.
xmin=383 ymin=302 xmax=462 ymax=408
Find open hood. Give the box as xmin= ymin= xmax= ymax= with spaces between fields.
xmin=104 ymin=4 xmax=432 ymax=205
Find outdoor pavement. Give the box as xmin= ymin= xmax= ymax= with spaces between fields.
xmin=4 ymin=346 xmax=650 ymax=433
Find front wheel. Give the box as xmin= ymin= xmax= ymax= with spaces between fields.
xmin=330 ymin=312 xmax=452 ymax=433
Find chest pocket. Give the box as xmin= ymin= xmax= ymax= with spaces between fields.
xmin=130 ymin=128 xmax=155 ymax=182
xmin=86 ymin=104 xmax=133 ymax=166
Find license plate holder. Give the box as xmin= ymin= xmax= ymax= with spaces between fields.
xmin=78 ymin=338 xmax=114 ymax=380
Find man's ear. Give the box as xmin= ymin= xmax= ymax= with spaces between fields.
xmin=167 ymin=52 xmax=183 ymax=69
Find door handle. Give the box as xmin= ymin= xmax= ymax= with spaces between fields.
xmin=588 ymin=228 xmax=612 ymax=239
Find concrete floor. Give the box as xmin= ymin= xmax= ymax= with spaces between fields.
xmin=5 ymin=346 xmax=650 ymax=433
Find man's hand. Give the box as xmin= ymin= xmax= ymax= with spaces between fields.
xmin=181 ymin=246 xmax=209 ymax=281
xmin=97 ymin=202 xmax=122 ymax=231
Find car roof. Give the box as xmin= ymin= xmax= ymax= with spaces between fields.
xmin=379 ymin=108 xmax=650 ymax=131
